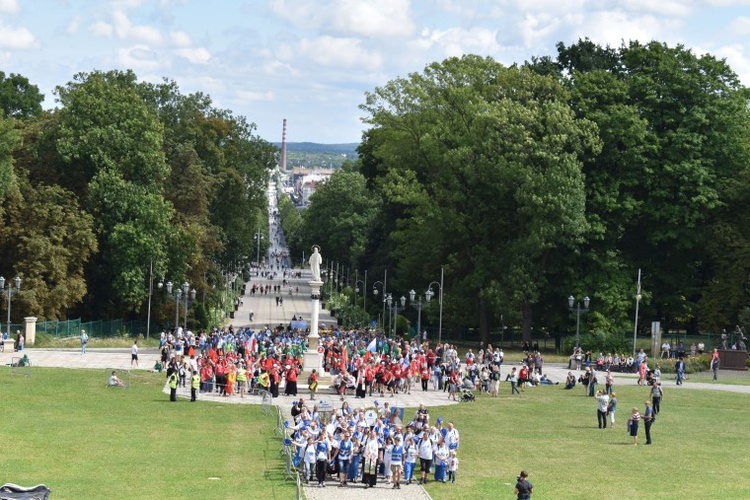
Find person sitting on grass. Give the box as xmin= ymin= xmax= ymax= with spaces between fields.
xmin=108 ymin=370 xmax=125 ymax=387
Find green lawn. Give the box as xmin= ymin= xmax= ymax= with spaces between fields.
xmin=3 ymin=367 xmax=749 ymax=499
xmin=0 ymin=367 xmax=295 ymax=499
xmin=422 ymin=383 xmax=750 ymax=499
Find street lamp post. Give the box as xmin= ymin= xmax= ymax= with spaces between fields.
xmin=395 ymin=295 xmax=406 ymax=336
xmin=426 ymin=265 xmax=445 ymax=346
xmin=182 ymin=281 xmax=196 ymax=331
xmin=409 ymin=289 xmax=424 ymax=338
xmin=372 ymin=272 xmax=387 ymax=331
xmin=385 ymin=293 xmax=393 ymax=336
xmin=0 ymin=276 xmax=21 ymax=339
xmin=633 ymin=269 xmax=642 ymax=357
xmin=254 ymin=232 xmax=264 ymax=274
xmin=568 ymin=295 xmax=591 ymax=350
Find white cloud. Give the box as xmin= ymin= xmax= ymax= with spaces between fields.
xmin=175 ymin=46 xmax=211 ymax=64
xmin=413 ymin=27 xmax=501 ymax=58
xmin=236 ymin=90 xmax=275 ymax=102
xmin=706 ymin=0 xmax=750 ymax=6
xmin=295 ymin=36 xmax=383 ymax=69
xmin=90 ymin=8 xmax=162 ymax=44
xmin=575 ymin=11 xmax=680 ymax=48
xmin=729 ymin=16 xmax=750 ymax=35
xmin=713 ymin=43 xmax=750 ymax=83
xmin=263 ymin=60 xmax=301 ymax=77
xmin=170 ymin=30 xmax=191 ymax=47
xmin=117 ymin=44 xmax=161 ymax=71
xmin=0 ymin=0 xmax=19 ymax=14
xmin=130 ymin=24 xmax=163 ymax=45
xmin=67 ymin=16 xmax=82 ymax=35
xmin=90 ymin=21 xmax=114 ymax=37
xmin=0 ymin=24 xmax=37 ymax=49
xmin=272 ymin=0 xmax=414 ymax=38
xmin=616 ymin=0 xmax=693 ymax=17
xmin=332 ymin=0 xmax=415 ymax=37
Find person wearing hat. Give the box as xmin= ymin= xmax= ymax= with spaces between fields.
xmin=515 ymin=470 xmax=533 ymax=499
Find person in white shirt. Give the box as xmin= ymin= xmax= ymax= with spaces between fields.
xmin=445 ymin=421 xmax=460 ymax=450
xmin=447 ymin=450 xmax=459 ymax=483
xmin=417 ymin=430 xmax=434 ymax=485
xmin=301 ymin=436 xmax=316 ymax=482
xmin=661 ymin=342 xmax=670 ymax=358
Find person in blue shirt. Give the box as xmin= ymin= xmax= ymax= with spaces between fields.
xmin=337 ymin=432 xmax=352 ymax=487
xmin=390 ymin=435 xmax=405 ymax=489
xmin=315 ymin=434 xmax=330 ymax=487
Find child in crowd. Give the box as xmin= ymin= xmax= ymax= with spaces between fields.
xmin=447 ymin=450 xmax=458 ymax=483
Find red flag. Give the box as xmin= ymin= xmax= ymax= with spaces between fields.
xmin=340 ymin=344 xmax=348 ymax=372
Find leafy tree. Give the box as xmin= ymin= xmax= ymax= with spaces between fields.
xmin=0 ymin=177 xmax=96 ymax=319
xmin=302 ymin=170 xmax=380 ymax=272
xmin=556 ymin=40 xmax=750 ymax=333
xmin=359 ymin=55 xmax=601 ymax=343
xmin=0 ymin=71 xmax=43 ymax=118
xmin=54 ymin=70 xmax=174 ymax=317
xmin=0 ymin=111 xmax=20 ymax=200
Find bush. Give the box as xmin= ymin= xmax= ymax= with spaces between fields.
xmin=653 ymin=354 xmax=710 ymax=374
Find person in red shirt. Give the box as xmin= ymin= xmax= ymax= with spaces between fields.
xmin=519 ymin=365 xmax=529 ymax=392
xmin=365 ymin=364 xmax=375 ymax=396
xmin=420 ymin=364 xmax=430 ymax=392
xmin=285 ymin=364 xmax=298 ymax=396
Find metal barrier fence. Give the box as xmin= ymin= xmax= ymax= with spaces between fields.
xmin=36 ymin=318 xmax=154 ymax=338
xmin=271 ymin=402 xmax=305 ymax=500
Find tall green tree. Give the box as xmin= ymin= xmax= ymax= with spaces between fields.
xmin=0 ymin=71 xmax=43 ymax=118
xmin=0 ymin=177 xmax=96 ymax=320
xmin=0 ymin=111 xmax=20 ymax=200
xmin=303 ymin=170 xmax=380 ymax=272
xmin=556 ymin=40 xmax=750 ymax=333
xmin=54 ymin=70 xmax=174 ymax=317
xmin=360 ymin=55 xmax=601 ymax=342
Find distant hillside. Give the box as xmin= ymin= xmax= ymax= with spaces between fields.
xmin=272 ymin=142 xmax=359 ymax=156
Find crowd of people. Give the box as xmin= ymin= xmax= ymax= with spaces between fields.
xmin=288 ymin=399 xmax=460 ymax=489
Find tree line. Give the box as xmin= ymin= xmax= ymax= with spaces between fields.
xmin=288 ymin=39 xmax=750 ymax=345
xmin=0 ymin=69 xmax=275 ymax=330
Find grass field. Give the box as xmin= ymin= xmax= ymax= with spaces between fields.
xmin=0 ymin=368 xmax=295 ymax=499
xmin=422 ymin=382 xmax=750 ymax=499
xmin=2 ymin=366 xmax=750 ymax=499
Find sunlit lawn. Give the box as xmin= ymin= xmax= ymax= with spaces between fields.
xmin=0 ymin=367 xmax=294 ymax=499
xmin=421 ymin=381 xmax=750 ymax=499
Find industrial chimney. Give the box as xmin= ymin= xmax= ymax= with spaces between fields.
xmin=281 ymin=118 xmax=287 ymax=171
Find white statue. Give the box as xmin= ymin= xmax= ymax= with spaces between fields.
xmin=309 ymin=246 xmax=322 ymax=282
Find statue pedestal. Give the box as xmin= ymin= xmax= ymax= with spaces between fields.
xmin=303 ymin=279 xmax=324 ymax=373
xmin=717 ymin=349 xmax=748 ymax=370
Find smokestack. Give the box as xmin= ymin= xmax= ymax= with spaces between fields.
xmin=281 ymin=118 xmax=287 ymax=171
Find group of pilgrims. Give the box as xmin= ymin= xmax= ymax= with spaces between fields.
xmin=290 ymin=399 xmax=460 ymax=488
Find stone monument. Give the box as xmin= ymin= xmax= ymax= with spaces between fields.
xmin=303 ymin=246 xmax=324 ymax=373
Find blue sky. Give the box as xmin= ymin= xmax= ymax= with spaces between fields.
xmin=1 ymin=0 xmax=749 ymax=143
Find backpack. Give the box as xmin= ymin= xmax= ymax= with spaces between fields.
xmin=307 ymin=374 xmax=313 ymax=385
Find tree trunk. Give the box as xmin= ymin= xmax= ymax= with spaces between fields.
xmin=522 ymin=301 xmax=533 ymax=343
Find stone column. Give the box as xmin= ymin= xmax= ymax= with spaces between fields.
xmin=303 ymin=280 xmax=324 ymax=372
xmin=24 ymin=317 xmax=37 ymax=346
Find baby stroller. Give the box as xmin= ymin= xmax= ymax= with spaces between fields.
xmin=460 ymin=388 xmax=475 ymax=402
